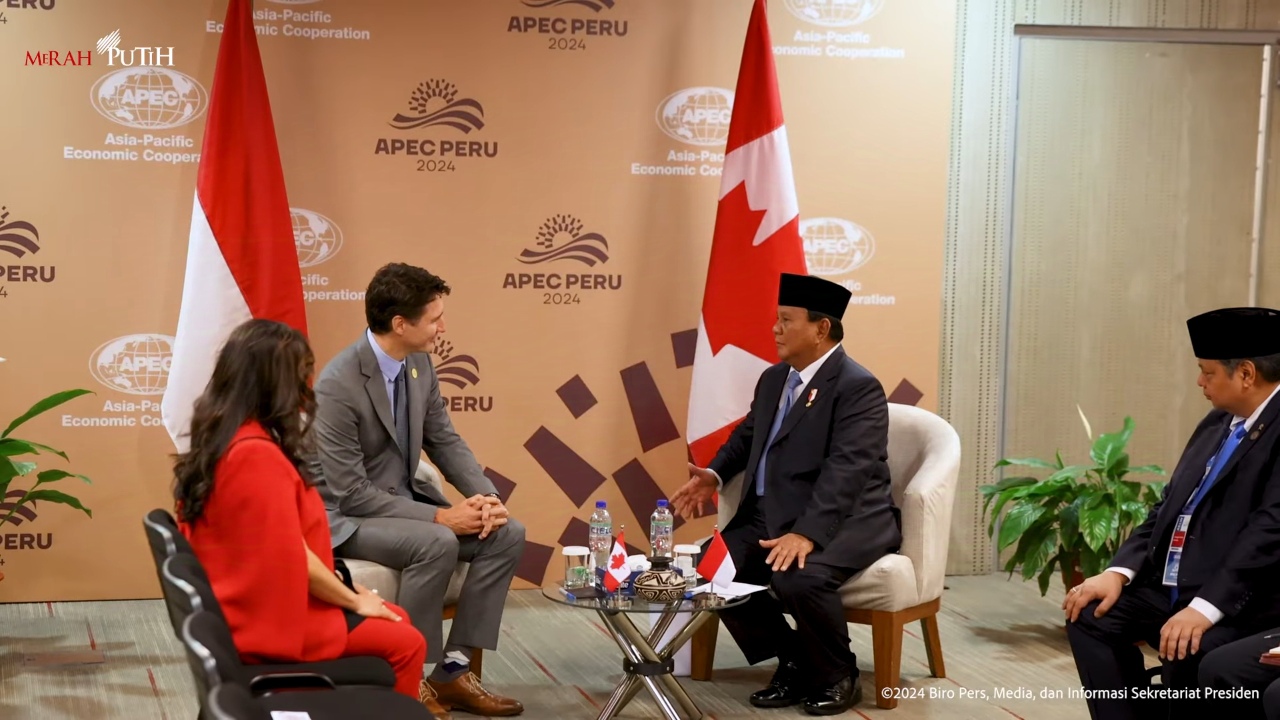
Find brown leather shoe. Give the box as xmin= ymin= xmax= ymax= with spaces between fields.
xmin=418 ymin=679 xmax=454 ymax=720
xmin=428 ymin=672 xmax=524 ymax=716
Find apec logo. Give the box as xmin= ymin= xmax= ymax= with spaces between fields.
xmin=502 ymin=214 xmax=622 ymax=303
xmin=655 ymin=87 xmax=733 ymax=147
xmin=800 ymin=217 xmax=875 ymax=276
xmin=90 ymin=67 xmax=208 ymax=130
xmin=0 ymin=204 xmax=56 ymax=294
xmin=89 ymin=333 xmax=174 ymax=396
xmin=431 ymin=339 xmax=493 ymax=413
xmin=783 ymin=0 xmax=885 ymax=27
xmin=375 ymin=79 xmax=498 ymax=171
xmin=516 ymin=214 xmax=608 ymax=267
xmin=291 ymin=207 xmax=343 ymax=268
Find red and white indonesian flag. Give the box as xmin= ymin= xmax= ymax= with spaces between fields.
xmin=697 ymin=528 xmax=737 ymax=589
xmin=686 ymin=0 xmax=807 ymax=466
xmin=160 ymin=0 xmax=307 ymax=452
xmin=603 ymin=529 xmax=631 ymax=592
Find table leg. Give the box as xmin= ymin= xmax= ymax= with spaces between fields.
xmin=595 ymin=609 xmax=695 ymax=720
xmin=609 ymin=608 xmax=708 ymax=720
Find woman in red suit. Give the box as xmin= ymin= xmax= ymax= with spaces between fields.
xmin=173 ymin=319 xmax=427 ymax=698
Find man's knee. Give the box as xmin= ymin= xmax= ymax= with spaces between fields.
xmin=490 ymin=516 xmax=525 ymax=558
xmin=1198 ymin=644 xmax=1233 ymax=687
xmin=413 ymin=523 xmax=461 ymax=567
xmin=771 ymin=566 xmax=837 ymax=604
xmin=1065 ymin=601 xmax=1123 ymax=645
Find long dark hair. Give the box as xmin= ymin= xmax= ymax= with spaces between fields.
xmin=173 ymin=319 xmax=316 ymax=523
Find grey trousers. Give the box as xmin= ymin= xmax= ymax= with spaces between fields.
xmin=336 ymin=515 xmax=525 ymax=664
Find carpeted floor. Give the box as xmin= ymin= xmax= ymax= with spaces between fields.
xmin=0 ymin=574 xmax=1112 ymax=719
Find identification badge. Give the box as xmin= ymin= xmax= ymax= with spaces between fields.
xmin=1162 ymin=514 xmax=1191 ymax=587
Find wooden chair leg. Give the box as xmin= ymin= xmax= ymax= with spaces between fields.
xmin=871 ymin=610 xmax=905 ymax=710
xmin=919 ymin=613 xmax=945 ymax=678
xmin=470 ymin=648 xmax=483 ymax=680
xmin=690 ymin=617 xmax=719 ymax=681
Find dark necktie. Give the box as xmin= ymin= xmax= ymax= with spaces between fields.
xmin=394 ymin=364 xmax=411 ymax=478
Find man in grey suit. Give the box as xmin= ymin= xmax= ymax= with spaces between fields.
xmin=310 ymin=263 xmax=525 ymax=719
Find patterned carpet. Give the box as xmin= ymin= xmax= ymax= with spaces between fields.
xmin=0 ymin=575 xmax=1099 ymax=719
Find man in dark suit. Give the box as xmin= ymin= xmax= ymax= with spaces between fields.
xmin=672 ymin=273 xmax=901 ymax=716
xmin=309 ymin=263 xmax=525 ymax=719
xmin=1063 ymin=307 xmax=1280 ymax=720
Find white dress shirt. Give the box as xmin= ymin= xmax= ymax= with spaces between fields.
xmin=1105 ymin=382 xmax=1280 ymax=624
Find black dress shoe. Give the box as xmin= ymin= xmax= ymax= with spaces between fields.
xmin=749 ymin=660 xmax=808 ymax=708
xmin=804 ymin=675 xmax=861 ymax=716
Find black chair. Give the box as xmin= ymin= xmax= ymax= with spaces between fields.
xmin=206 ymin=684 xmax=270 ymax=720
xmin=159 ymin=547 xmax=396 ymax=690
xmin=181 ymin=610 xmax=432 ymax=719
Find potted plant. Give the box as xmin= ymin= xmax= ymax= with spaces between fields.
xmin=0 ymin=388 xmax=96 ymax=561
xmin=980 ymin=411 xmax=1166 ymax=596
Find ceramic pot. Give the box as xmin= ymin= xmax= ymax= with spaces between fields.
xmin=633 ymin=556 xmax=686 ymax=603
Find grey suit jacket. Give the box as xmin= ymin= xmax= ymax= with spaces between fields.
xmin=309 ymin=333 xmax=497 ymax=547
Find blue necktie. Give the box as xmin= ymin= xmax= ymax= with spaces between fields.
xmin=1186 ymin=422 xmax=1247 ymax=514
xmin=755 ymin=371 xmax=804 ymax=497
xmin=1170 ymin=422 xmax=1246 ymax=603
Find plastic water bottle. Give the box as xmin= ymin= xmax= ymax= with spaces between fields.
xmin=588 ymin=500 xmax=612 ymax=575
xmin=650 ymin=499 xmax=674 ymax=558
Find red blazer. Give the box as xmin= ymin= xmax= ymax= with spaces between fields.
xmin=179 ymin=421 xmax=347 ymax=664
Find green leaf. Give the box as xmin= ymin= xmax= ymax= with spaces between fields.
xmin=1018 ymin=524 xmax=1059 ymax=580
xmin=1090 ymin=416 xmax=1135 ymax=475
xmin=0 ymin=487 xmax=93 ymax=529
xmin=1109 ymin=453 xmax=1130 ymax=479
xmin=1 ymin=437 xmax=68 ymax=460
xmin=1079 ymin=543 xmax=1105 ymax=577
xmin=34 ymin=469 xmax=91 ymax=487
xmin=12 ymin=489 xmax=90 ymax=517
xmin=1059 ymin=497 xmax=1083 ymax=545
xmin=995 ymin=457 xmax=1060 ymax=470
xmin=0 ymin=439 xmax=37 ymax=457
xmin=984 ymin=480 xmax=1037 ymax=533
xmin=2 ymin=389 xmax=94 ymax=438
xmin=980 ymin=475 xmax=1037 ymax=500
xmin=1038 ymin=553 xmax=1061 ymax=596
xmin=1081 ymin=496 xmax=1119 ymax=552
xmin=1055 ymin=450 xmax=1065 ymax=469
xmin=0 ymin=458 xmax=36 ymax=501
xmin=998 ymin=503 xmax=1048 ymax=552
xmin=1129 ymin=464 xmax=1166 ymax=477
xmin=1044 ymin=465 xmax=1091 ymax=483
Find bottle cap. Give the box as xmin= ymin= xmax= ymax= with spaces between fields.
xmin=596 ymin=500 xmax=607 ymax=508
xmin=657 ymin=499 xmax=668 ymax=507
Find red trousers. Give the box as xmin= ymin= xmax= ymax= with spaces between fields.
xmin=343 ymin=601 xmax=426 ymax=698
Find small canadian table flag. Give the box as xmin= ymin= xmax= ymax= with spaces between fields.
xmin=697 ymin=528 xmax=737 ymax=589
xmin=603 ymin=529 xmax=631 ymax=592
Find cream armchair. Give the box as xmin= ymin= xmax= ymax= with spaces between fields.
xmin=341 ymin=459 xmax=480 ymax=676
xmin=689 ymin=403 xmax=961 ymax=709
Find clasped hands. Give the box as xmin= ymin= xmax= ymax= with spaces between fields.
xmin=1063 ymin=571 xmax=1213 ymax=660
xmin=670 ymin=463 xmax=815 ymax=572
xmin=438 ymin=494 xmax=509 ymax=539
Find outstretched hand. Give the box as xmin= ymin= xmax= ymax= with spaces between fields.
xmin=671 ymin=463 xmax=718 ymax=519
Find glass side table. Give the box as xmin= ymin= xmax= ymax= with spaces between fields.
xmin=541 ymin=583 xmax=747 ymax=720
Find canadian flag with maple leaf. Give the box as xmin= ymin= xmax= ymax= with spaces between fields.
xmin=603 ymin=529 xmax=631 ymax=592
xmin=687 ymin=0 xmax=808 ymax=467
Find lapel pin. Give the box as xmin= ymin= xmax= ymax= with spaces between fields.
xmin=1251 ymin=430 xmax=1260 ymax=441
xmin=411 ymin=367 xmax=418 ymax=379
xmin=806 ymin=388 xmax=817 ymax=407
